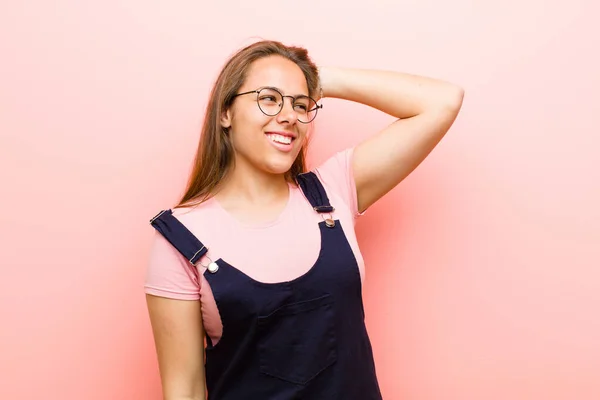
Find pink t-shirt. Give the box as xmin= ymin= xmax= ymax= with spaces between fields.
xmin=144 ymin=147 xmax=365 ymax=345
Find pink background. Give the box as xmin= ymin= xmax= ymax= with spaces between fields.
xmin=1 ymin=1 xmax=599 ymax=399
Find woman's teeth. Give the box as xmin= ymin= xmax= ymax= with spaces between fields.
xmin=266 ymin=133 xmax=292 ymax=145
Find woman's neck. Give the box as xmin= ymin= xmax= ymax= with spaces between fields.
xmin=214 ymin=162 xmax=291 ymax=225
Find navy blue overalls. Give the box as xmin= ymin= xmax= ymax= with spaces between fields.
xmin=150 ymin=171 xmax=383 ymax=399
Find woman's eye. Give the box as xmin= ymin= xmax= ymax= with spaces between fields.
xmin=294 ymin=104 xmax=308 ymax=112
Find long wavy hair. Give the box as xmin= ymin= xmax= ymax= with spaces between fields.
xmin=176 ymin=40 xmax=320 ymax=209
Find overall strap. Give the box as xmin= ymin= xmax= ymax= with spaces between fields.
xmin=149 ymin=209 xmax=208 ymax=266
xmin=296 ymin=171 xmax=334 ymax=213
xmin=296 ymin=172 xmax=336 ymax=228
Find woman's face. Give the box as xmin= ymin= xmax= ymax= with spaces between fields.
xmin=221 ymin=55 xmax=312 ymax=177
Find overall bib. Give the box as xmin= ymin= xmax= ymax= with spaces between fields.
xmin=150 ymin=172 xmax=383 ymax=399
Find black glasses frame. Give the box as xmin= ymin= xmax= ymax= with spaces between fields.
xmin=232 ymin=86 xmax=322 ymax=124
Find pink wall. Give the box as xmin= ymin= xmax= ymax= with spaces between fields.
xmin=1 ymin=1 xmax=599 ymax=399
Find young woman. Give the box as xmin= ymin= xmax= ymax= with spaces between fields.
xmin=145 ymin=40 xmax=464 ymax=399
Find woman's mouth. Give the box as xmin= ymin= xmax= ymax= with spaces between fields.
xmin=265 ymin=132 xmax=296 ymax=152
xmin=265 ymin=133 xmax=293 ymax=144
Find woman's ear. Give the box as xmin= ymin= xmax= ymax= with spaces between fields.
xmin=220 ymin=108 xmax=232 ymax=129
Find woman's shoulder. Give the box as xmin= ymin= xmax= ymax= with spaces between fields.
xmin=170 ymin=197 xmax=220 ymax=222
xmin=150 ymin=197 xmax=226 ymax=245
xmin=312 ymin=147 xmax=354 ymax=189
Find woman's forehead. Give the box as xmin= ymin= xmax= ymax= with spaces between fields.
xmin=244 ymin=56 xmax=308 ymax=95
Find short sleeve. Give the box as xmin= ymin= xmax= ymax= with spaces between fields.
xmin=144 ymin=230 xmax=201 ymax=300
xmin=314 ymin=147 xmax=365 ymax=219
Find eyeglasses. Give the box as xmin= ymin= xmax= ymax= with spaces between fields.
xmin=232 ymin=86 xmax=322 ymax=124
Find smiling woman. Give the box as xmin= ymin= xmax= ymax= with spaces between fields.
xmin=144 ymin=39 xmax=463 ymax=400
xmin=218 ymin=55 xmax=318 ymax=187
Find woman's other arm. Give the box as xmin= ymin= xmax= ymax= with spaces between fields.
xmin=146 ymin=295 xmax=206 ymax=400
xmin=319 ymin=66 xmax=464 ymax=212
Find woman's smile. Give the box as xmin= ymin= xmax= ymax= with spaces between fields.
xmin=265 ymin=131 xmax=297 ymax=152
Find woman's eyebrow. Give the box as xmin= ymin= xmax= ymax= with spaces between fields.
xmin=262 ymin=86 xmax=309 ymax=97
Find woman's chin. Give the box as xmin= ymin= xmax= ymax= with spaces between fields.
xmin=261 ymin=156 xmax=297 ymax=175
xmin=263 ymin=163 xmax=294 ymax=176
